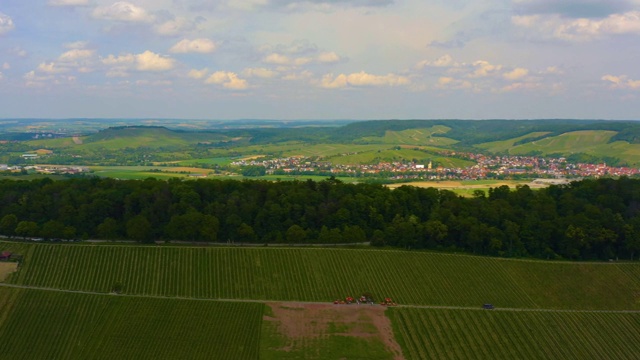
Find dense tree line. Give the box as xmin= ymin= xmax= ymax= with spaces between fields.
xmin=1 ymin=176 xmax=640 ymax=261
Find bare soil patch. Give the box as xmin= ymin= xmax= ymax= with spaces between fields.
xmin=0 ymin=262 xmax=18 ymax=282
xmin=265 ymin=302 xmax=404 ymax=359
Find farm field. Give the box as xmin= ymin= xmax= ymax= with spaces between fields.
xmin=0 ymin=262 xmax=17 ymax=281
xmin=479 ymin=130 xmax=640 ymax=166
xmin=476 ymin=131 xmax=551 ymax=153
xmin=2 ymin=243 xmax=640 ymax=310
xmin=360 ymin=126 xmax=457 ymax=147
xmin=87 ymin=165 xmax=219 ymax=179
xmin=0 ymin=287 xmax=263 ymax=360
xmin=389 ymin=307 xmax=640 ymax=360
xmin=260 ymin=302 xmax=402 ymax=360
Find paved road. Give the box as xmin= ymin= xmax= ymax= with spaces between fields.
xmin=2 ymin=282 xmax=639 ymax=314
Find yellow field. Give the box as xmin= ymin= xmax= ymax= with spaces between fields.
xmin=0 ymin=262 xmax=18 ymax=282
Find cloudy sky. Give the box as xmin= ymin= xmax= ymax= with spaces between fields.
xmin=0 ymin=0 xmax=639 ymax=120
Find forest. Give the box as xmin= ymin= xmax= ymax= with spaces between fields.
xmin=1 ymin=176 xmax=640 ymax=261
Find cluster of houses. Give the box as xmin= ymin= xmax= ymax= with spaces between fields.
xmin=231 ymin=152 xmax=640 ymax=180
xmin=1 ymin=164 xmax=89 ymax=175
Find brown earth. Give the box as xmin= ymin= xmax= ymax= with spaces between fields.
xmin=264 ymin=302 xmax=404 ymax=359
xmin=0 ymin=262 xmax=18 ymax=282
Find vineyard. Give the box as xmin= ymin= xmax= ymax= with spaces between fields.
xmin=2 ymin=242 xmax=639 ymax=310
xmin=388 ymin=307 xmax=640 ymax=360
xmin=2 ymin=241 xmax=640 ymax=359
xmin=0 ymin=287 xmax=263 ymax=360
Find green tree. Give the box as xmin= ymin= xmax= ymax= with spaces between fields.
xmin=286 ymin=224 xmax=306 ymax=243
xmin=0 ymin=214 xmax=18 ymax=238
xmin=126 ymin=215 xmax=153 ymax=243
xmin=41 ymin=220 xmax=66 ymax=240
xmin=236 ymin=223 xmax=257 ymax=242
xmin=97 ymin=218 xmax=120 ymax=239
xmin=15 ymin=221 xmax=39 ymax=239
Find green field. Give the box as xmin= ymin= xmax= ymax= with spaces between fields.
xmin=476 ymin=131 xmax=550 ymax=153
xmin=478 ymin=130 xmax=640 ymax=166
xmin=0 ymin=287 xmax=263 ymax=360
xmin=360 ymin=126 xmax=458 ymax=147
xmin=389 ymin=307 xmax=640 ymax=359
xmin=3 ymin=243 xmax=640 ymax=310
xmin=2 ymin=242 xmax=640 ymax=358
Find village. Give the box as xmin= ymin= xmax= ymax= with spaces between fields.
xmin=231 ymin=151 xmax=640 ymax=181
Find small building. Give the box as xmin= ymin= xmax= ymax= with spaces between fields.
xmin=21 ymin=154 xmax=38 ymax=159
xmin=0 ymin=251 xmax=12 ymax=261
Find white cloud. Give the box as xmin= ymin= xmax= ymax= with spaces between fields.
xmin=205 ymin=71 xmax=248 ymax=90
xmin=155 ymin=17 xmax=201 ymax=36
xmin=469 ymin=60 xmax=502 ymax=78
xmin=320 ymin=73 xmax=348 ymax=88
xmin=541 ymin=66 xmax=563 ymax=75
xmin=188 ymin=68 xmax=209 ymax=79
xmin=0 ymin=12 xmax=15 ymax=35
xmin=64 ymin=41 xmax=89 ymax=49
xmin=59 ymin=49 xmax=96 ymax=62
xmin=436 ymin=76 xmax=472 ymax=90
xmin=512 ymin=11 xmax=640 ymax=41
xmin=101 ymin=51 xmax=175 ymax=72
xmin=48 ymin=0 xmax=89 ymax=6
xmin=317 ymin=52 xmax=341 ymax=63
xmin=37 ymin=62 xmax=67 ymax=74
xmin=263 ymin=53 xmax=311 ymax=66
xmin=0 ymin=72 xmax=3 ymax=81
xmin=320 ymin=71 xmax=410 ymax=88
xmin=2 ymin=62 xmax=9 ymax=70
xmin=500 ymin=82 xmax=543 ymax=93
xmin=503 ymin=68 xmax=529 ymax=80
xmin=242 ymin=67 xmax=278 ymax=78
xmin=10 ymin=47 xmax=28 ymax=57
xmin=170 ymin=39 xmax=216 ymax=54
xmin=415 ymin=54 xmax=455 ymax=69
xmin=282 ymin=70 xmax=314 ymax=81
xmin=23 ymin=70 xmax=54 ymax=87
xmin=101 ymin=54 xmax=136 ymax=66
xmin=135 ymin=51 xmax=175 ymax=71
xmin=92 ymin=2 xmax=154 ymax=23
xmin=602 ymin=74 xmax=640 ymax=89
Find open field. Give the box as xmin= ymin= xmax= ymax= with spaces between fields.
xmin=261 ymin=302 xmax=402 ymax=360
xmin=0 ymin=262 xmax=18 ymax=282
xmin=170 ymin=157 xmax=235 ymax=166
xmin=0 ymin=287 xmax=263 ymax=360
xmin=1 ymin=242 xmax=640 ymax=358
xmin=360 ymin=126 xmax=457 ymax=147
xmin=389 ymin=307 xmax=640 ymax=360
xmin=88 ymin=166 xmax=211 ymax=179
xmin=479 ymin=130 xmax=640 ymax=166
xmin=3 ymin=243 xmax=640 ymax=310
xmin=476 ymin=131 xmax=551 ymax=153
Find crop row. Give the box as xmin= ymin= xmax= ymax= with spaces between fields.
xmin=4 ymin=243 xmax=640 ymax=309
xmin=388 ymin=307 xmax=640 ymax=360
xmin=0 ymin=287 xmax=263 ymax=360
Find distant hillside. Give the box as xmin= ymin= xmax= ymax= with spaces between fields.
xmin=334 ymin=119 xmax=637 ymax=145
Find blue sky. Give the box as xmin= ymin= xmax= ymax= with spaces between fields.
xmin=0 ymin=0 xmax=639 ymax=119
